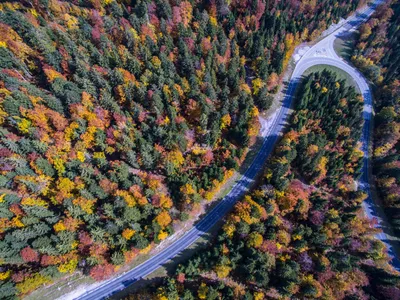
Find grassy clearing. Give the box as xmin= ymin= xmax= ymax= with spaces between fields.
xmin=334 ymin=31 xmax=357 ymax=60
xmin=302 ymin=64 xmax=360 ymax=92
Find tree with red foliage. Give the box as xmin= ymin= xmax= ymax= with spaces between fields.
xmin=177 ymin=273 xmax=185 ymax=283
xmin=89 ymin=263 xmax=115 ymax=281
xmin=21 ymin=247 xmax=39 ymax=263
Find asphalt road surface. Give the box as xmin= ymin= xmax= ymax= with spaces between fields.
xmin=76 ymin=1 xmax=398 ymax=299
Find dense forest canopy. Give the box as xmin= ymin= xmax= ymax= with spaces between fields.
xmin=127 ymin=71 xmax=400 ymax=300
xmin=0 ymin=0 xmax=366 ymax=298
xmin=352 ymin=0 xmax=400 ymax=235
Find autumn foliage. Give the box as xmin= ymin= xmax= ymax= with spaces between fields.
xmin=0 ymin=0 xmax=369 ymax=297
xmin=128 ymin=70 xmax=399 ymax=300
xmin=352 ymin=0 xmax=400 ymax=237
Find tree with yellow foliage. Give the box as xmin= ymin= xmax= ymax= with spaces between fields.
xmin=247 ymin=232 xmax=263 ymax=248
xmin=197 ymin=283 xmax=209 ymax=299
xmin=155 ymin=211 xmax=172 ymax=228
xmin=165 ymin=149 xmax=185 ymax=168
xmin=215 ymin=264 xmax=232 ymax=278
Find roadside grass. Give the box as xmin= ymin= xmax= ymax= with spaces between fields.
xmin=25 ymin=274 xmax=95 ymax=300
xmin=302 ymin=64 xmax=360 ymax=92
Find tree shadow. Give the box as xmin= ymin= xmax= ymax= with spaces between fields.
xmin=335 ymin=31 xmax=357 ymax=60
xmin=380 ymin=239 xmax=400 ymax=270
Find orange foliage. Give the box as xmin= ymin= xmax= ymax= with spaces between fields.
xmin=267 ymin=73 xmax=279 ymax=91
xmin=277 ymin=180 xmax=309 ymax=213
xmin=122 ymin=228 xmax=136 ymax=240
xmin=180 ymin=1 xmax=193 ymax=27
xmin=43 ymin=66 xmax=66 ymax=82
xmin=155 ymin=211 xmax=172 ymax=228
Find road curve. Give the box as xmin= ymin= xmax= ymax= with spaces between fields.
xmin=294 ymin=57 xmax=400 ymax=270
xmin=75 ymin=1 xmax=395 ymax=299
xmin=292 ymin=0 xmax=400 ymax=270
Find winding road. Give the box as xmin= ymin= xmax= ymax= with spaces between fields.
xmin=75 ymin=1 xmax=398 ymax=299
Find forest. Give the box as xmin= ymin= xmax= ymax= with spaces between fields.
xmin=0 ymin=0 xmax=369 ymax=298
xmin=127 ymin=71 xmax=400 ymax=300
xmin=352 ymin=0 xmax=400 ymax=235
